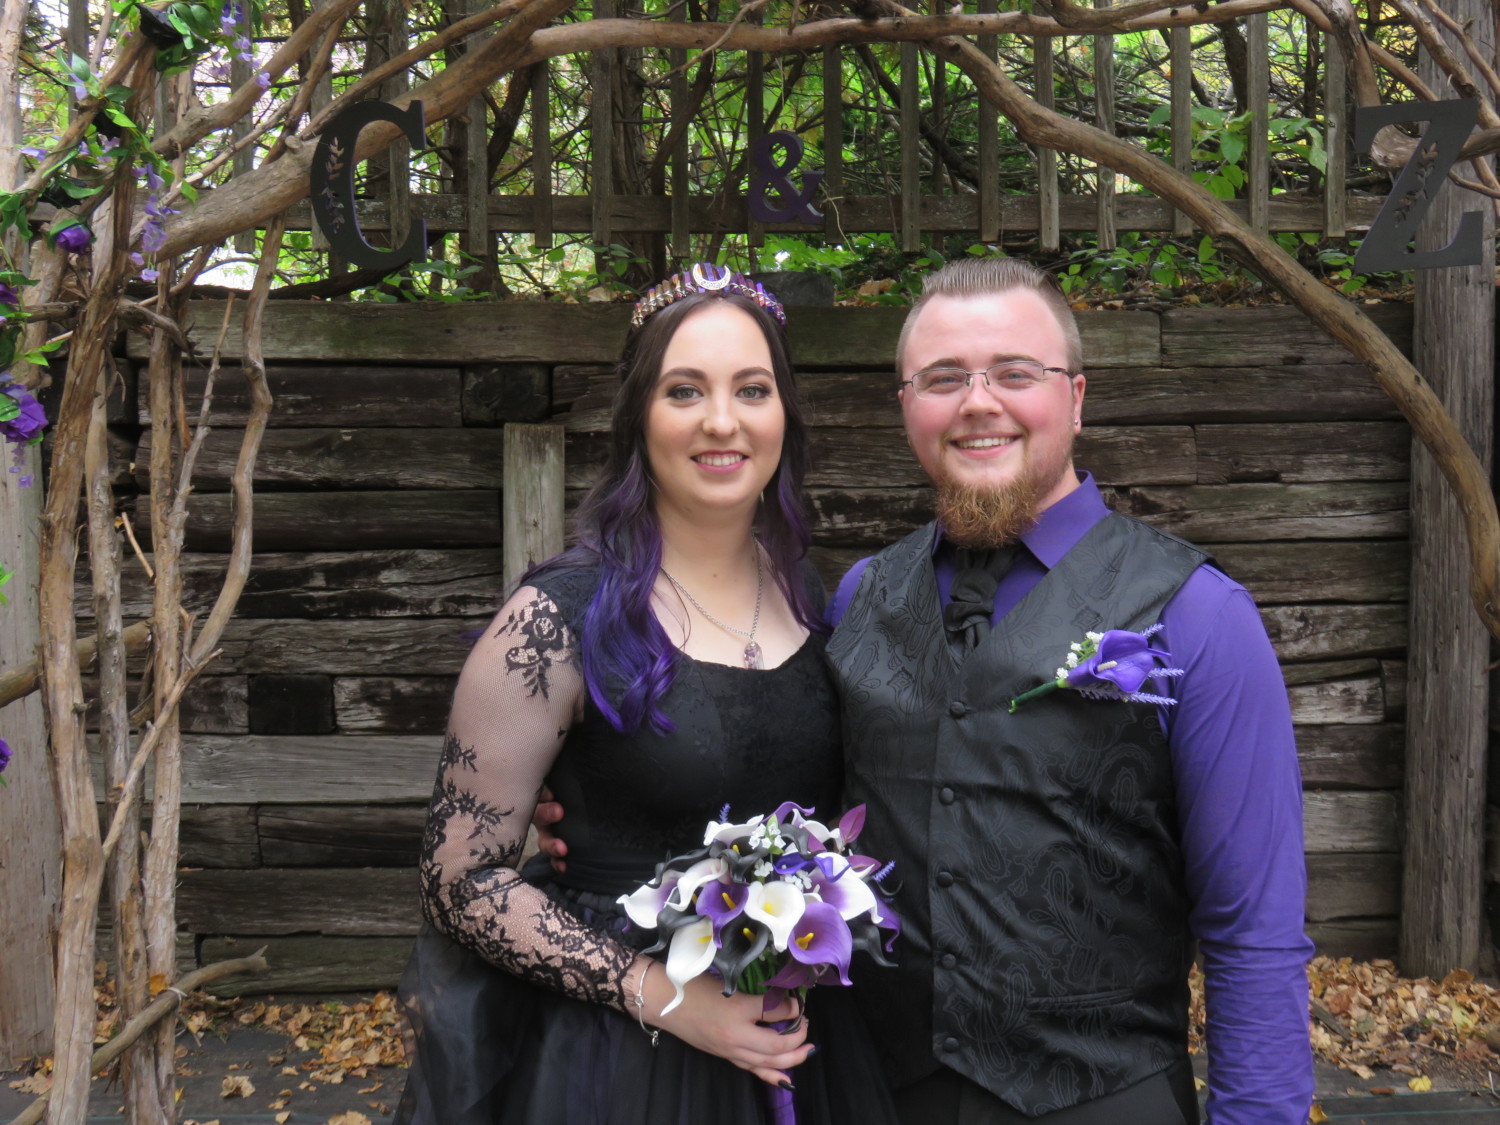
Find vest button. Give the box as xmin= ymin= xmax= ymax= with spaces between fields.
xmin=948 ymin=700 xmax=968 ymax=718
xmin=939 ymin=786 xmax=956 ymax=805
xmin=936 ymin=870 xmax=955 ymax=888
xmin=942 ymin=1036 xmax=960 ymax=1053
xmin=940 ymin=952 xmax=958 ymax=970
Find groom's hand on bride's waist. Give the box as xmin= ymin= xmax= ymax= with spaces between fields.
xmin=532 ymin=786 xmax=568 ymax=872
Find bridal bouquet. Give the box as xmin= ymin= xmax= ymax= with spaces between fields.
xmin=618 ymin=801 xmax=899 ymax=1016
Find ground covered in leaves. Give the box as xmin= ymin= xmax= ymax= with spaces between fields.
xmin=11 ymin=955 xmax=1500 ymax=1119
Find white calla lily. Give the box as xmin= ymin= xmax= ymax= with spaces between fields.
xmin=703 ymin=815 xmax=765 ymax=846
xmin=664 ymin=856 xmax=728 ymax=912
xmin=661 ymin=917 xmax=717 ymax=1015
xmin=617 ymin=870 xmax=682 ymax=929
xmin=744 ymin=879 xmax=807 ymax=952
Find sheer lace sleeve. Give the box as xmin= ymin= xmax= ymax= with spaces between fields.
xmin=419 ymin=584 xmax=639 ymax=1013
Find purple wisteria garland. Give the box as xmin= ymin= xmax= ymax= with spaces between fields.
xmin=618 ymin=801 xmax=900 ymax=1016
xmin=1008 ymin=625 xmax=1186 ymax=713
xmin=0 ymin=374 xmax=47 ymax=488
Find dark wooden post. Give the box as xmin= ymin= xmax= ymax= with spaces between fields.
xmin=1400 ymin=0 xmax=1496 ymax=977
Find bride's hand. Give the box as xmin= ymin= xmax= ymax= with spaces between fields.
xmin=636 ymin=959 xmax=812 ymax=1089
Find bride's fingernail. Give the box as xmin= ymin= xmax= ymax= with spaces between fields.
xmin=778 ymin=1080 xmax=795 ymax=1091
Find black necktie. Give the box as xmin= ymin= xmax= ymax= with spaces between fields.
xmin=944 ymin=545 xmax=1018 ymax=655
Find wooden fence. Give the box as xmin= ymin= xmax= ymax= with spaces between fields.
xmin=74 ymin=296 xmax=1419 ymax=993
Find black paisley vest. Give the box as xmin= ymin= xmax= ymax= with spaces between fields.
xmin=827 ymin=512 xmax=1208 ymax=1116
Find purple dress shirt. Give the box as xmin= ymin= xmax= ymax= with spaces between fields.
xmin=829 ymin=473 xmax=1314 ymax=1125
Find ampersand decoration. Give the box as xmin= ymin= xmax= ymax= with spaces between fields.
xmin=749 ymin=130 xmax=824 ymax=225
xmin=310 ymin=99 xmax=429 ymax=270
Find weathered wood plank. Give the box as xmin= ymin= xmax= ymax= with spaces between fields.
xmin=196 ymin=935 xmax=413 ymax=995
xmin=274 ymin=190 xmax=1384 ymax=237
xmin=1262 ymin=604 xmax=1407 ymax=661
xmin=1306 ymin=853 xmax=1400 ymax=922
xmin=210 ymin=618 xmax=479 ymax=675
xmin=1101 ymin=482 xmax=1408 ymax=541
xmin=656 ymin=364 xmax=1403 ymax=432
xmin=1283 ymin=659 xmax=1381 ymax=687
xmin=84 ymin=674 xmax=249 ymax=734
xmin=257 ymin=805 xmax=427 ymax=867
xmin=1197 ymin=422 xmax=1411 ymax=484
xmin=1306 ymin=919 xmax=1397 ymax=960
xmin=563 ymin=426 xmax=1196 ymax=488
xmin=137 ymin=427 xmax=507 ymax=491
xmin=504 ymin=424 xmax=565 ymax=588
xmin=334 ymin=676 xmax=456 ymax=733
xmin=1296 ymin=724 xmax=1405 ymax=790
xmin=130 ymin=491 xmax=503 ymax=551
xmin=1304 ymin=790 xmax=1401 ymax=852
xmin=177 ymin=868 xmax=420 ymax=935
xmin=97 ymin=549 xmax=504 ymax=620
xmin=1288 ymin=675 xmax=1384 ymax=725
xmin=804 ymin=488 xmax=936 ymax=548
xmin=1207 ymin=540 xmax=1409 ymax=604
xmin=144 ymin=303 xmax=1155 ymax=375
xmin=96 ymin=803 xmax=260 ymax=868
xmin=139 ymin=365 xmax=464 ymax=427
xmin=168 ymin=735 xmax=439 ymax=803
xmin=1161 ymin=304 xmax=1413 ymax=367
xmin=463 ymin=363 xmax=550 ymax=425
xmin=1383 ymin=659 xmax=1406 ymax=721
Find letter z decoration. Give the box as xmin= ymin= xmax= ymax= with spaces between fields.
xmin=311 ymin=99 xmax=428 ymax=270
xmin=1354 ymin=98 xmax=1483 ymax=274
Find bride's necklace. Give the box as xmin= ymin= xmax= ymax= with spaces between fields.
xmin=660 ymin=548 xmax=765 ymax=670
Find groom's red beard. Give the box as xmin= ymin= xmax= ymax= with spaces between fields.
xmin=931 ymin=433 xmax=1075 ymax=549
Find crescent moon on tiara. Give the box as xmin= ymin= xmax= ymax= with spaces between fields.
xmin=691 ymin=262 xmax=733 ymax=291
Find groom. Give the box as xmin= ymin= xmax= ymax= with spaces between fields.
xmin=822 ymin=258 xmax=1312 ymax=1124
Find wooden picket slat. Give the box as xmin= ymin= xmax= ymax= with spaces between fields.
xmin=1324 ymin=32 xmax=1347 ymax=238
xmin=823 ymin=46 xmax=843 ymax=243
xmin=502 ymin=424 xmax=565 ymax=589
xmin=531 ymin=62 xmax=553 ymax=249
xmin=1247 ymin=12 xmax=1270 ymax=235
xmin=590 ymin=0 xmax=615 ymax=274
xmin=929 ymin=0 xmax=945 ymax=194
xmin=977 ymin=0 xmax=1000 ymax=241
xmin=901 ymin=41 xmax=921 ymax=253
xmin=1036 ymin=39 xmax=1059 ymax=253
xmin=670 ymin=14 xmax=689 ymax=257
xmin=747 ymin=28 xmax=765 ymax=249
xmin=1170 ymin=25 xmax=1192 ymax=239
xmin=1093 ymin=7 xmax=1116 ymax=250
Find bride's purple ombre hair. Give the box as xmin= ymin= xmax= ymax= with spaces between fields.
xmin=527 ymin=291 xmax=821 ymax=734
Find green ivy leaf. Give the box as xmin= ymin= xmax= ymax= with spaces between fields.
xmin=1219 ymin=132 xmax=1245 ymax=165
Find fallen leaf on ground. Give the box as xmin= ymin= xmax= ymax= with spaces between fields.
xmin=9 ymin=1073 xmax=50 ymax=1095
xmin=220 ymin=1075 xmax=254 ymax=1098
xmin=1408 ymin=1075 xmax=1433 ymax=1092
xmin=328 ymin=1113 xmax=372 ymax=1125
xmin=1309 ymin=1106 xmax=1329 ymax=1124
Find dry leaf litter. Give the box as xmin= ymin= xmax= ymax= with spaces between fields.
xmin=12 ymin=955 xmax=1500 ymax=1105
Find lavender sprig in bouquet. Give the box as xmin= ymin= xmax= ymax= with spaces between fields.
xmin=618 ymin=801 xmax=899 ymax=1017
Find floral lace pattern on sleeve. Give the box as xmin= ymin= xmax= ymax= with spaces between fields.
xmin=419 ymin=588 xmax=637 ymax=1013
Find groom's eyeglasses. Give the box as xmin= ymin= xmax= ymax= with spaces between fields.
xmin=900 ymin=360 xmax=1075 ymax=399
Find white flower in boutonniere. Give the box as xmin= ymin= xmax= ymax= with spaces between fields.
xmin=1008 ymin=625 xmax=1186 ymax=713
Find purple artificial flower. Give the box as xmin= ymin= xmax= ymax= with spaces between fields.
xmin=142 ymin=218 xmax=167 ymax=254
xmin=1064 ymin=629 xmax=1168 ymax=695
xmin=256 ymin=71 xmax=271 ymax=91
xmin=784 ymin=899 xmax=853 ymax=985
xmin=694 ymin=880 xmax=748 ymax=939
xmin=141 ymin=268 xmax=159 ymax=282
xmin=0 ymin=735 xmax=10 ymax=775
xmin=0 ymin=282 xmax=18 ymax=307
xmin=1 ymin=381 xmax=48 ymax=446
xmin=233 ymin=35 xmax=251 ymax=54
xmin=20 ymin=145 xmax=45 ymax=159
xmin=54 ymin=225 xmax=92 ymax=253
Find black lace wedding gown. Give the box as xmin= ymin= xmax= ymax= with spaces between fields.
xmin=395 ymin=558 xmax=899 ymax=1125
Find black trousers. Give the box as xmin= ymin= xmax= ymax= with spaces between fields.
xmin=892 ymin=1059 xmax=1200 ymax=1125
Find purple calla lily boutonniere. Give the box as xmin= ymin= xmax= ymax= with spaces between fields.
xmin=619 ymin=801 xmax=899 ymax=1124
xmin=1008 ymin=625 xmax=1186 ymax=713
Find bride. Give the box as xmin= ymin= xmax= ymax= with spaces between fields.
xmin=395 ymin=265 xmax=897 ymax=1125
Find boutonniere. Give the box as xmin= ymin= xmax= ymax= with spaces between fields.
xmin=1008 ymin=625 xmax=1185 ymax=713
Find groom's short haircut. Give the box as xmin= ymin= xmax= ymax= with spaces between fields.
xmin=896 ymin=258 xmax=1083 ymax=375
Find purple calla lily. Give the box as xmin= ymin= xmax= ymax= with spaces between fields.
xmin=785 ymin=899 xmax=853 ymax=985
xmin=695 ymin=879 xmax=748 ymax=938
xmin=807 ymin=854 xmax=878 ymax=921
xmin=1065 ymin=629 xmax=1168 ymax=694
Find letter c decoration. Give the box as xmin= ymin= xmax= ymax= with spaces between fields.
xmin=311 ymin=99 xmax=428 ymax=269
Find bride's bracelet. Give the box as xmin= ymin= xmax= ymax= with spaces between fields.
xmin=631 ymin=960 xmax=661 ymax=1048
